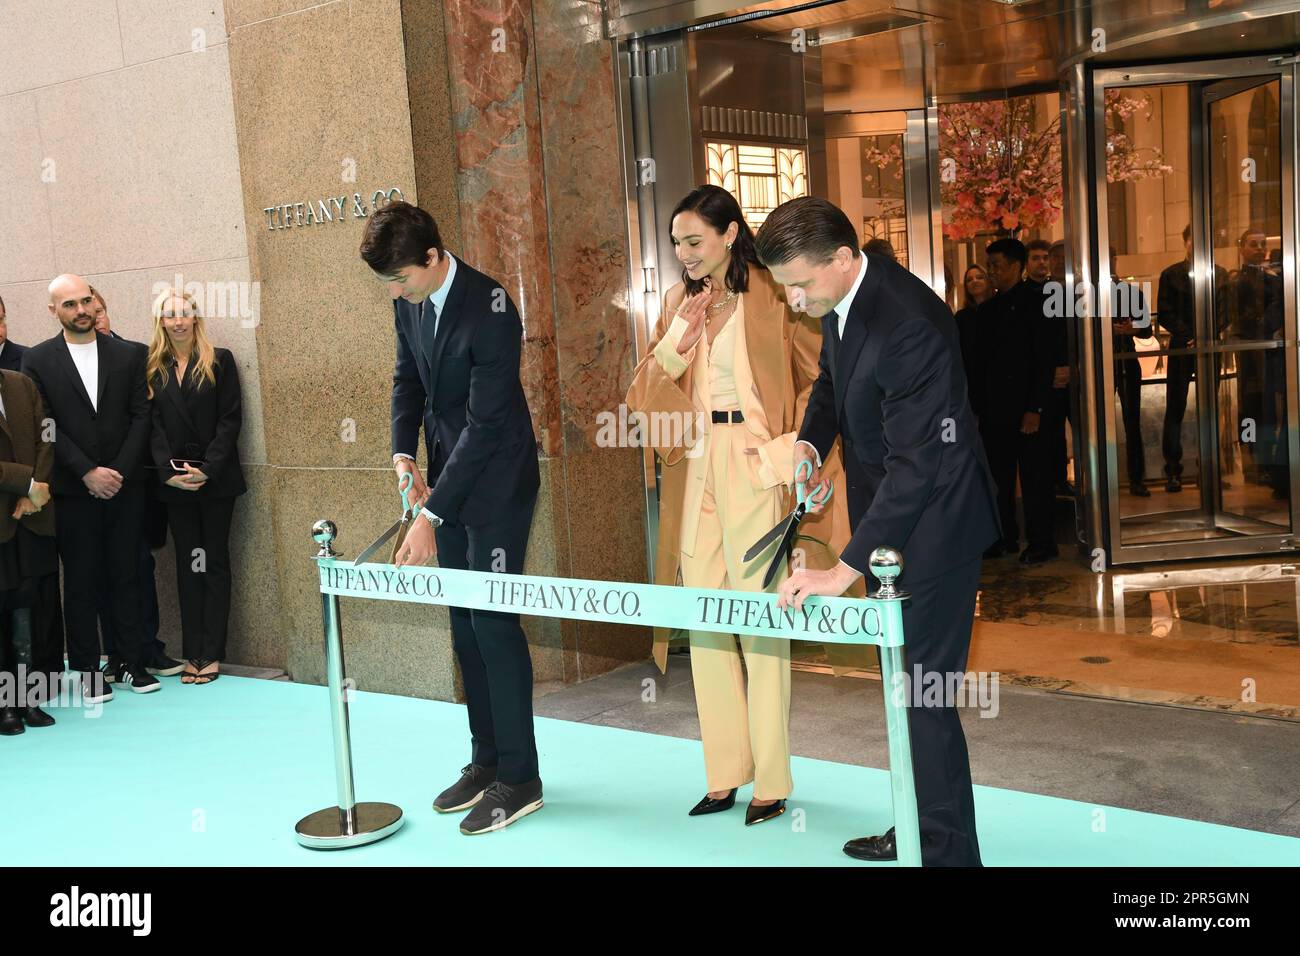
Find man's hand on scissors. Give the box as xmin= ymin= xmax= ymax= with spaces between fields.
xmin=394 ymin=513 xmax=438 ymax=567
xmin=777 ymin=561 xmax=861 ymax=611
xmin=793 ymin=442 xmax=827 ymax=512
xmin=394 ymin=457 xmax=430 ymax=509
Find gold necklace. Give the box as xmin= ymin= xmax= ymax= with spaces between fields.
xmin=708 ymin=288 xmax=737 ymax=312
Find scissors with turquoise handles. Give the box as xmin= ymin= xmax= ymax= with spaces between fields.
xmin=744 ymin=458 xmax=833 ymax=588
xmin=353 ymin=471 xmax=417 ymax=566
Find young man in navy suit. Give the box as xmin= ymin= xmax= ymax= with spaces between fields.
xmin=757 ymin=197 xmax=1000 ymax=867
xmin=361 ymin=201 xmax=542 ymax=835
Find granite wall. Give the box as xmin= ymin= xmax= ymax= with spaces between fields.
xmin=0 ymin=0 xmax=649 ymax=698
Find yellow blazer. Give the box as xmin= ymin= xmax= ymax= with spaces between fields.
xmin=625 ymin=268 xmax=854 ymax=671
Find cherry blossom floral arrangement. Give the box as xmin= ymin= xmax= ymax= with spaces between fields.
xmin=937 ymin=92 xmax=1173 ymax=240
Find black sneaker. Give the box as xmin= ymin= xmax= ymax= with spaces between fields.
xmin=101 ymin=655 xmax=123 ymax=683
xmin=433 ymin=763 xmax=497 ymax=813
xmin=145 ymin=652 xmax=185 ymax=677
xmin=80 ymin=669 xmax=114 ymax=704
xmin=459 ymin=778 xmax=543 ymax=835
xmin=115 ymin=662 xmax=161 ymax=694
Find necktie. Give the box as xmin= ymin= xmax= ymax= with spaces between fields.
xmin=828 ymin=309 xmax=840 ymax=344
xmin=420 ymin=298 xmax=439 ymax=368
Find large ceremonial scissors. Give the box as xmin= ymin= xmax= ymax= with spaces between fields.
xmin=353 ymin=472 xmax=417 ymax=566
xmin=744 ymin=458 xmax=833 ymax=588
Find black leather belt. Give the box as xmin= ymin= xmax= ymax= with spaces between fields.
xmin=711 ymin=410 xmax=744 ymax=424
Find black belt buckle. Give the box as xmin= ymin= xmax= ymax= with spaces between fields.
xmin=711 ymin=410 xmax=744 ymax=424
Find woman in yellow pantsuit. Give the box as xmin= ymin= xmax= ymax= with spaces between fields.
xmin=625 ymin=184 xmax=849 ymax=824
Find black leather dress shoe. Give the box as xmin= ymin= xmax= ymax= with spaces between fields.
xmin=745 ymin=799 xmax=786 ymax=826
xmin=23 ymin=706 xmax=55 ymax=728
xmin=688 ymin=789 xmax=736 ymax=816
xmin=1019 ymin=545 xmax=1058 ymax=565
xmin=0 ymin=707 xmax=24 ymax=736
xmin=1129 ymin=482 xmax=1151 ymax=498
xmin=844 ymin=827 xmax=897 ymax=861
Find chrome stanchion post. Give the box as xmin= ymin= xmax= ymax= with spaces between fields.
xmin=295 ymin=520 xmax=405 ymax=849
xmin=869 ymin=546 xmax=923 ymax=868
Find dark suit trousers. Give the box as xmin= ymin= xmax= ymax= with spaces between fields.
xmin=97 ymin=537 xmax=162 ymax=658
xmin=166 ymin=496 xmax=236 ymax=662
xmin=1116 ymin=358 xmax=1146 ymax=484
xmin=1045 ymin=386 xmax=1069 ymax=486
xmin=980 ymin=417 xmax=1054 ymax=550
xmin=56 ymin=483 xmax=147 ymax=671
xmin=435 ymin=496 xmax=539 ymax=784
xmin=1162 ymin=353 xmax=1194 ymax=477
xmin=899 ymin=555 xmax=983 ymax=867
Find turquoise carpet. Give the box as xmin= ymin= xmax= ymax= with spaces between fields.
xmin=2 ymin=674 xmax=1296 ymax=866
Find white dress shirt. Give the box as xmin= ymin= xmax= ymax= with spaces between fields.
xmin=390 ymin=252 xmax=459 ymax=526
xmin=66 ymin=339 xmax=99 ymax=412
xmin=798 ymin=254 xmax=869 ymax=468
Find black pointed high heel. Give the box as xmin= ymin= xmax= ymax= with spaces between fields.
xmin=745 ymin=798 xmax=787 ymax=826
xmin=688 ymin=789 xmax=737 ymax=816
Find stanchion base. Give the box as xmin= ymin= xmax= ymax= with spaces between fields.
xmin=295 ymin=802 xmax=405 ymax=850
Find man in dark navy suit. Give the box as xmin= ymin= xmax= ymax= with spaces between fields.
xmin=360 ymin=201 xmax=542 ymax=836
xmin=0 ymin=297 xmax=29 ymax=373
xmin=757 ymin=197 xmax=1000 ymax=867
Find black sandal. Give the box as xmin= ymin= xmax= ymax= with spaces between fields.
xmin=193 ymin=660 xmax=220 ymax=685
xmin=181 ymin=661 xmax=201 ymax=684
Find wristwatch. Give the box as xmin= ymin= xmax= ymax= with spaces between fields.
xmin=421 ymin=511 xmax=443 ymax=530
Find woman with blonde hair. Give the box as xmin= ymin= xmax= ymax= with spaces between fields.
xmin=146 ymin=287 xmax=246 ymax=684
xmin=625 ymin=184 xmax=850 ymax=825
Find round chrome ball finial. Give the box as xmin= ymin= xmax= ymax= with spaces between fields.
xmin=868 ymin=546 xmax=905 ymax=600
xmin=312 ymin=519 xmax=339 ymax=558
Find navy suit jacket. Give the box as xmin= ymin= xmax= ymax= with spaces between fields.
xmin=798 ymin=254 xmax=1001 ymax=581
xmin=390 ymin=256 xmax=539 ymax=527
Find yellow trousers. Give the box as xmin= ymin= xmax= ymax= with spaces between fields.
xmin=679 ymin=421 xmax=793 ymax=800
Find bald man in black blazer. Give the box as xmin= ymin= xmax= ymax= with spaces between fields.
xmin=21 ymin=274 xmax=157 ymax=701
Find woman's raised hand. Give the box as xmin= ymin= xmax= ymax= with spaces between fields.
xmin=675 ymin=286 xmax=712 ymax=355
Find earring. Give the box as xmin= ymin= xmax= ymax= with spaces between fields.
xmin=725 ymin=241 xmax=733 ymax=250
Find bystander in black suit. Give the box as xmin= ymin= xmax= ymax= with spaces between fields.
xmin=87 ymin=287 xmax=179 ymax=677
xmin=1227 ymin=228 xmax=1286 ymax=496
xmin=1112 ymin=274 xmax=1151 ymax=497
xmin=1043 ymin=242 xmax=1073 ymax=495
xmin=21 ymin=274 xmax=157 ymax=701
xmin=1156 ymin=225 xmax=1230 ymax=493
xmin=147 ymin=288 xmax=245 ymax=685
xmin=972 ymin=238 xmax=1057 ymax=563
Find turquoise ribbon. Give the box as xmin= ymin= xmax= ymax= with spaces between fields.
xmin=318 ymin=559 xmax=902 ymax=648
xmin=315 ymin=556 xmax=922 ymax=866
